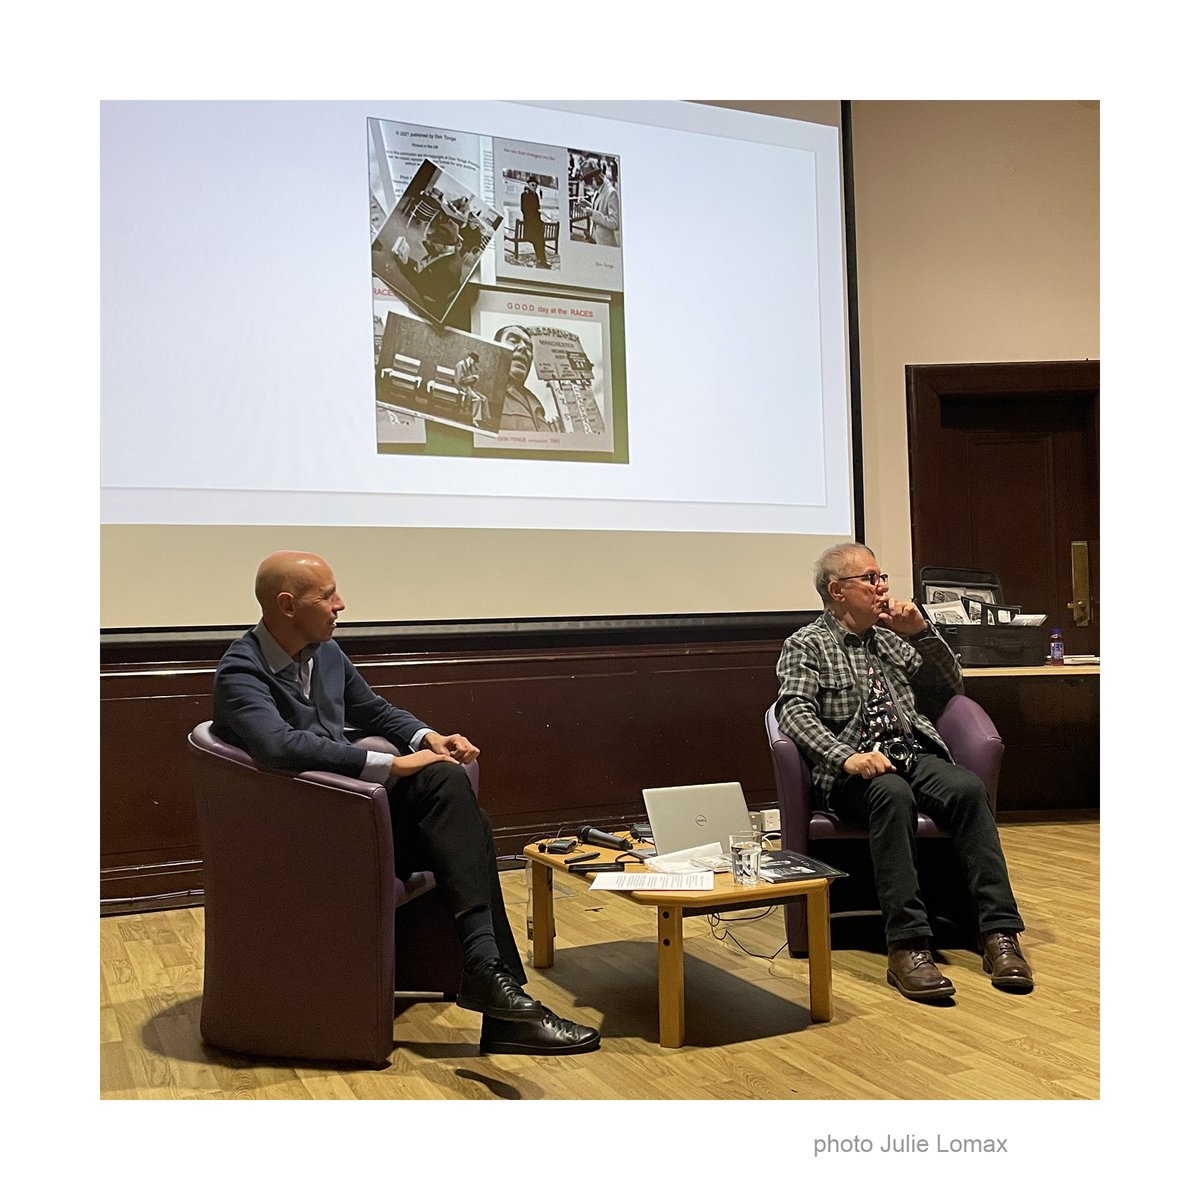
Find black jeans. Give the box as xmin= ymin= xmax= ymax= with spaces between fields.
xmin=387 ymin=761 xmax=524 ymax=980
xmin=831 ymin=752 xmax=1023 ymax=945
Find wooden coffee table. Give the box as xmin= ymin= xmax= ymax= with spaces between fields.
xmin=523 ymin=839 xmax=833 ymax=1048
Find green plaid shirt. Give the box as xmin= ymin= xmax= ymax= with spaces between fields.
xmin=774 ymin=610 xmax=963 ymax=806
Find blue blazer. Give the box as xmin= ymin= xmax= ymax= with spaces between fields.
xmin=212 ymin=631 xmax=426 ymax=777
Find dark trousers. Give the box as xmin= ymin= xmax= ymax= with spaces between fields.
xmin=528 ymin=221 xmax=547 ymax=264
xmin=831 ymin=753 xmax=1023 ymax=945
xmin=387 ymin=762 xmax=525 ymax=980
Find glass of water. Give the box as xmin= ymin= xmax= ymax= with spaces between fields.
xmin=729 ymin=830 xmax=762 ymax=885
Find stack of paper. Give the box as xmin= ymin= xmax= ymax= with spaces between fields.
xmin=645 ymin=842 xmax=727 ymax=873
xmin=590 ymin=871 xmax=715 ymax=891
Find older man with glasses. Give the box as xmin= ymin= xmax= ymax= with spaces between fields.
xmin=774 ymin=542 xmax=1032 ymax=1002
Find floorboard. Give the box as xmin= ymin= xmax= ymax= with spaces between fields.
xmin=98 ymin=821 xmax=1099 ymax=1101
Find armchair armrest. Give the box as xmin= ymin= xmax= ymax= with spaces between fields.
xmin=936 ymin=694 xmax=1004 ymax=814
xmin=764 ymin=704 xmax=816 ymax=855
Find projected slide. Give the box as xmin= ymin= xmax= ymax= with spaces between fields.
xmin=101 ymin=100 xmax=850 ymax=536
xmin=368 ymin=117 xmax=627 ymax=463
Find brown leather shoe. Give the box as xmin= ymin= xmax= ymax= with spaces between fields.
xmin=886 ymin=941 xmax=956 ymax=1001
xmin=981 ymin=931 xmax=1034 ymax=992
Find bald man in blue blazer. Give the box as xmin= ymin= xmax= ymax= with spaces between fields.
xmin=212 ymin=550 xmax=599 ymax=1056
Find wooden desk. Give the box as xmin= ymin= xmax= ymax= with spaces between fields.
xmin=961 ymin=664 xmax=1099 ymax=813
xmin=963 ymin=664 xmax=1100 ymax=677
xmin=524 ymin=839 xmax=833 ymax=1048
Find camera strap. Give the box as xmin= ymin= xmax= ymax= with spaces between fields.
xmin=837 ymin=630 xmax=918 ymax=752
xmin=876 ymin=658 xmax=917 ymax=746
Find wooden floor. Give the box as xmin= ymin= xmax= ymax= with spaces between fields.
xmin=100 ymin=820 xmax=1099 ymax=1101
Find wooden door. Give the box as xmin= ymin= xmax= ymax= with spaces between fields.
xmin=906 ymin=361 xmax=1099 ymax=656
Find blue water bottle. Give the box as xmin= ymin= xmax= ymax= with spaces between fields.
xmin=1049 ymin=627 xmax=1065 ymax=664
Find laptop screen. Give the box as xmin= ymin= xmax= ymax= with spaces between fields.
xmin=641 ymin=782 xmax=752 ymax=856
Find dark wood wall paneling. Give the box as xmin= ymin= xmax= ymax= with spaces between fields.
xmin=101 ymin=618 xmax=1099 ymax=914
xmin=101 ymin=618 xmax=805 ymax=913
xmin=964 ymin=673 xmax=1100 ymax=816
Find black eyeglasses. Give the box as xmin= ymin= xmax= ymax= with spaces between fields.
xmin=836 ymin=572 xmax=889 ymax=587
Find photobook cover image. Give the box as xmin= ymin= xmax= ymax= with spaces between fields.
xmin=371 ymin=159 xmax=502 ymax=325
xmin=375 ymin=310 xmax=510 ymax=443
xmin=472 ymin=287 xmax=618 ymax=457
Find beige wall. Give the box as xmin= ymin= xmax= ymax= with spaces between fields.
xmin=100 ymin=525 xmax=833 ymax=628
xmin=849 ymin=100 xmax=1099 ymax=598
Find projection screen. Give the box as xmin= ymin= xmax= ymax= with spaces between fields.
xmin=100 ymin=99 xmax=855 ymax=628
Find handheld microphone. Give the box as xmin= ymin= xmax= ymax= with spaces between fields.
xmin=579 ymin=825 xmax=633 ymax=852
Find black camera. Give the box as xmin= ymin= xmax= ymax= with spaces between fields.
xmin=880 ymin=740 xmax=917 ymax=777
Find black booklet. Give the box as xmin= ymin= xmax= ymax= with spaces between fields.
xmin=757 ymin=850 xmax=848 ymax=884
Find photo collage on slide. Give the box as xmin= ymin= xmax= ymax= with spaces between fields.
xmin=369 ymin=118 xmax=628 ymax=462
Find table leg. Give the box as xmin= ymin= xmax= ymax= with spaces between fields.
xmin=657 ymin=905 xmax=685 ymax=1048
xmin=529 ymin=862 xmax=555 ymax=968
xmin=806 ymin=882 xmax=833 ymax=1022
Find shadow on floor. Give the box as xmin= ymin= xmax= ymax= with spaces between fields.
xmin=530 ymin=939 xmax=815 ymax=1047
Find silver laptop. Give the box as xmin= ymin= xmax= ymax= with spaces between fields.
xmin=641 ymin=781 xmax=753 ymax=856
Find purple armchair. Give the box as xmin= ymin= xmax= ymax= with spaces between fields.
xmin=764 ymin=694 xmax=1004 ymax=955
xmin=188 ymin=722 xmax=467 ymax=1066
